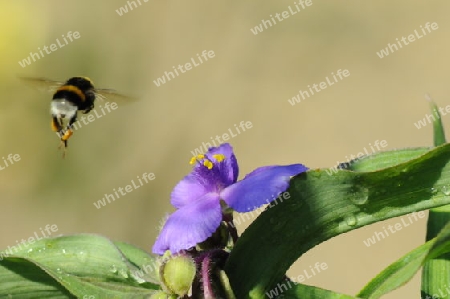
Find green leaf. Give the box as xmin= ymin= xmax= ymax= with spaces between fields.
xmin=0 ymin=258 xmax=75 ymax=298
xmin=114 ymin=241 xmax=160 ymax=284
xmin=268 ymin=281 xmax=360 ymax=299
xmin=358 ymin=221 xmax=450 ymax=298
xmin=427 ymin=95 xmax=446 ymax=147
xmin=422 ymin=96 xmax=450 ymax=298
xmin=0 ymin=234 xmax=159 ymax=298
xmin=225 ymin=144 xmax=450 ymax=299
xmin=342 ymin=147 xmax=429 ymax=172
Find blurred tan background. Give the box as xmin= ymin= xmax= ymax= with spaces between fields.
xmin=1 ymin=1 xmax=449 ymax=298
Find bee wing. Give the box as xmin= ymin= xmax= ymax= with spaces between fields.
xmin=19 ymin=76 xmax=64 ymax=94
xmin=94 ymin=88 xmax=138 ymax=104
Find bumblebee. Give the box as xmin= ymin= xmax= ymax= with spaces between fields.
xmin=21 ymin=76 xmax=135 ymax=157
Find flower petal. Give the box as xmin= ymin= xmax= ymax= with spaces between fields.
xmin=221 ymin=164 xmax=308 ymax=212
xmin=206 ymin=143 xmax=238 ymax=186
xmin=171 ymin=172 xmax=213 ymax=208
xmin=171 ymin=143 xmax=238 ymax=208
xmin=152 ymin=193 xmax=222 ymax=255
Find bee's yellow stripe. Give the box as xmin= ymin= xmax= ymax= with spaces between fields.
xmin=56 ymin=85 xmax=86 ymax=102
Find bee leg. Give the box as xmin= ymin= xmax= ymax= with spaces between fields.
xmin=58 ymin=116 xmax=76 ymax=158
xmin=52 ymin=117 xmax=67 ymax=157
xmin=60 ymin=118 xmax=76 ymax=145
xmin=51 ymin=116 xmax=63 ymax=135
xmin=58 ymin=131 xmax=70 ymax=158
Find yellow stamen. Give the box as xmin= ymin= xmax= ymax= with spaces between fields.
xmin=203 ymin=160 xmax=213 ymax=170
xmin=213 ymin=154 xmax=225 ymax=162
xmin=189 ymin=154 xmax=205 ymax=165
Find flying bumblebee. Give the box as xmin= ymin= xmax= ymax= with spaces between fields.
xmin=20 ymin=76 xmax=135 ymax=157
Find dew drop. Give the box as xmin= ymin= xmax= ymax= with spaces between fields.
xmin=110 ymin=265 xmax=118 ymax=274
xmin=344 ymin=214 xmax=357 ymax=226
xmin=442 ymin=186 xmax=450 ymax=196
xmin=76 ymin=251 xmax=87 ymax=263
xmin=430 ymin=187 xmax=438 ymax=194
xmin=348 ymin=185 xmax=369 ymax=205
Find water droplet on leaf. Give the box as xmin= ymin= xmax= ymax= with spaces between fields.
xmin=76 ymin=251 xmax=87 ymax=263
xmin=110 ymin=265 xmax=118 ymax=274
xmin=441 ymin=186 xmax=450 ymax=196
xmin=344 ymin=214 xmax=357 ymax=226
xmin=348 ymin=185 xmax=369 ymax=205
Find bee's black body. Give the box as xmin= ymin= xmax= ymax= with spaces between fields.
xmin=50 ymin=77 xmax=98 ymax=149
xmin=20 ymin=75 xmax=135 ymax=157
xmin=53 ymin=77 xmax=96 ymax=113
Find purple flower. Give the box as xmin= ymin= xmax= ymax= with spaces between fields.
xmin=152 ymin=143 xmax=308 ymax=255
